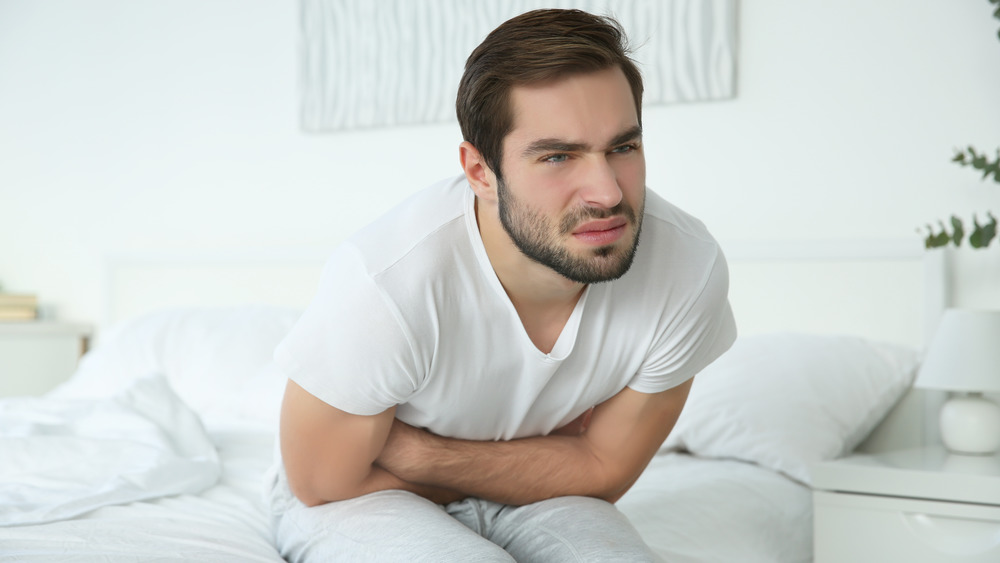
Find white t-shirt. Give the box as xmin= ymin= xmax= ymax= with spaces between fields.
xmin=275 ymin=175 xmax=736 ymax=441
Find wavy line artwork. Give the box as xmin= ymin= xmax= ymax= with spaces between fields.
xmin=301 ymin=0 xmax=737 ymax=131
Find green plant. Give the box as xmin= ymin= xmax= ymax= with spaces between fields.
xmin=953 ymin=146 xmax=1000 ymax=183
xmin=921 ymin=1 xmax=999 ymax=250
xmin=923 ymin=213 xmax=998 ymax=249
xmin=995 ymin=0 xmax=1000 ymax=39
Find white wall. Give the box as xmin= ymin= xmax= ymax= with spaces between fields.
xmin=1 ymin=0 xmax=998 ymax=331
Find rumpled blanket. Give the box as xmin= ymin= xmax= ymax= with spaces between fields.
xmin=0 ymin=373 xmax=220 ymax=526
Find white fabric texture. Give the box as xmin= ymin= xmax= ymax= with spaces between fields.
xmin=661 ymin=332 xmax=920 ymax=484
xmin=0 ymin=373 xmax=220 ymax=526
xmin=272 ymin=489 xmax=659 ymax=563
xmin=617 ymin=452 xmax=813 ymax=563
xmin=50 ymin=306 xmax=301 ymax=428
xmin=0 ymin=306 xmax=857 ymax=562
xmin=0 ymin=426 xmax=284 ymax=562
xmin=276 ymin=175 xmax=737 ymax=441
xmin=1 ymin=420 xmax=802 ymax=563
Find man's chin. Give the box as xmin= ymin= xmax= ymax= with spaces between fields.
xmin=555 ymin=251 xmax=636 ymax=284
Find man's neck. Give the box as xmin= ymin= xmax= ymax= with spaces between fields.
xmin=475 ymin=198 xmax=585 ymax=354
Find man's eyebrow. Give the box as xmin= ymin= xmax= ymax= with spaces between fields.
xmin=607 ymin=125 xmax=643 ymax=148
xmin=521 ymin=139 xmax=588 ymax=157
xmin=520 ymin=125 xmax=643 ymax=158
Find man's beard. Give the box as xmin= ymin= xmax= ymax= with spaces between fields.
xmin=496 ymin=177 xmax=644 ymax=284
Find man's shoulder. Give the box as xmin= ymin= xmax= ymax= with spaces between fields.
xmin=347 ymin=174 xmax=471 ymax=276
xmin=636 ymin=188 xmax=723 ymax=271
xmin=641 ymin=188 xmax=717 ymax=247
xmin=613 ymin=188 xmax=726 ymax=296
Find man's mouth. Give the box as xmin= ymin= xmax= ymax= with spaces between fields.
xmin=571 ymin=217 xmax=628 ymax=246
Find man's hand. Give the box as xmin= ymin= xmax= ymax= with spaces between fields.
xmin=374 ymin=381 xmax=691 ymax=506
xmin=376 ymin=418 xmax=430 ymax=478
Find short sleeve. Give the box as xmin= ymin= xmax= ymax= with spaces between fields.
xmin=273 ymin=244 xmax=421 ymax=415
xmin=628 ymin=247 xmax=737 ymax=394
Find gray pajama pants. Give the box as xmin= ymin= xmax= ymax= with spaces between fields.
xmin=266 ymin=465 xmax=661 ymax=562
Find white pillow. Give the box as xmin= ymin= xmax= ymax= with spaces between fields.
xmin=661 ymin=332 xmax=919 ymax=485
xmin=50 ymin=306 xmax=301 ymax=428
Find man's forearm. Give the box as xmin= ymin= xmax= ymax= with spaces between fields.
xmin=303 ymin=463 xmax=465 ymax=507
xmin=376 ymin=420 xmax=620 ymax=506
xmin=365 ymin=466 xmax=466 ymax=505
xmin=376 ymin=384 xmax=691 ymax=507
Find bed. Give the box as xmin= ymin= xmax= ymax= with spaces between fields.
xmin=0 ymin=240 xmax=936 ymax=562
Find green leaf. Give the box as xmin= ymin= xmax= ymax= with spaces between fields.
xmin=970 ymin=213 xmax=998 ymax=249
xmin=923 ymin=223 xmax=950 ymax=248
xmin=984 ymin=161 xmax=1000 ymax=182
xmin=982 ymin=213 xmax=998 ymax=248
xmin=929 ymin=222 xmax=951 ymax=248
xmin=970 ymin=216 xmax=987 ymax=248
xmin=950 ymin=215 xmax=965 ymax=246
xmin=953 ymin=150 xmax=967 ymax=163
xmin=989 ymin=152 xmax=1000 ymax=183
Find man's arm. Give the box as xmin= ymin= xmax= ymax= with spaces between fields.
xmin=376 ymin=378 xmax=692 ymax=506
xmin=279 ymin=380 xmax=464 ymax=506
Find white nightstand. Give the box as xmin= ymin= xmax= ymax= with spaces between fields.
xmin=812 ymin=446 xmax=1000 ymax=562
xmin=0 ymin=321 xmax=92 ymax=397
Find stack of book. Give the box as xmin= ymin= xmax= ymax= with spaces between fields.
xmin=0 ymin=293 xmax=38 ymax=321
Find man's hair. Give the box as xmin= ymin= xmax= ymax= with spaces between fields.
xmin=456 ymin=9 xmax=644 ymax=180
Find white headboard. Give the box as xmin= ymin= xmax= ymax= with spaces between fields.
xmin=724 ymin=238 xmax=937 ymax=349
xmin=102 ymin=247 xmax=330 ymax=328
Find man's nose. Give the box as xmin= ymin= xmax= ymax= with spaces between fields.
xmin=578 ymin=156 xmax=623 ymax=209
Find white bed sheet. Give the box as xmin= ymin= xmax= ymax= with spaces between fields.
xmin=0 ymin=425 xmax=284 ymax=563
xmin=1 ymin=424 xmax=810 ymax=562
xmin=0 ymin=307 xmax=825 ymax=561
xmin=0 ymin=374 xmax=220 ymax=527
xmin=620 ymin=452 xmax=813 ymax=563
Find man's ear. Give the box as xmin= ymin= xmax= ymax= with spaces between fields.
xmin=459 ymin=141 xmax=498 ymax=203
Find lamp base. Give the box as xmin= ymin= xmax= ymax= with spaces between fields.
xmin=939 ymin=393 xmax=1000 ymax=455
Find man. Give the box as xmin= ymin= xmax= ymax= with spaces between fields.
xmin=267 ymin=8 xmax=736 ymax=562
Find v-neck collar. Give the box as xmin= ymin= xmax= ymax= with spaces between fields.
xmin=463 ymin=186 xmax=588 ymax=361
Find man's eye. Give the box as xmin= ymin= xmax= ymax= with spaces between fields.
xmin=543 ymin=154 xmax=569 ymax=163
xmin=612 ymin=144 xmax=638 ymax=154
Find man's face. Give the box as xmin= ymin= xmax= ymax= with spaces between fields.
xmin=495 ymin=67 xmax=646 ymax=284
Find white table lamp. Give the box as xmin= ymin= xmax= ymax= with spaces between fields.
xmin=916 ymin=309 xmax=1000 ymax=455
